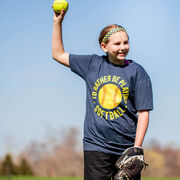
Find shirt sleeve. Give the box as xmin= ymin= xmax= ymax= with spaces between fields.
xmin=134 ymin=67 xmax=153 ymax=111
xmin=69 ymin=54 xmax=93 ymax=79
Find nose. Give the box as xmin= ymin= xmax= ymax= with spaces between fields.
xmin=120 ymin=44 xmax=126 ymax=51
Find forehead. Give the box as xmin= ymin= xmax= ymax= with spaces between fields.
xmin=108 ymin=31 xmax=129 ymax=42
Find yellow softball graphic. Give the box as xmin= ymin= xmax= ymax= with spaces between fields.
xmin=98 ymin=84 xmax=122 ymax=109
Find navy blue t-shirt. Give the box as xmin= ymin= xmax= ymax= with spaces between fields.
xmin=69 ymin=54 xmax=153 ymax=155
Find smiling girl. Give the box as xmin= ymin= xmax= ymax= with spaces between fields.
xmin=52 ymin=9 xmax=153 ymax=180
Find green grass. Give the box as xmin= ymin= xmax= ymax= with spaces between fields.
xmin=0 ymin=176 xmax=180 ymax=180
xmin=0 ymin=177 xmax=82 ymax=180
xmin=143 ymin=178 xmax=180 ymax=180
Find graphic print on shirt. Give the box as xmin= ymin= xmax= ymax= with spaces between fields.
xmin=92 ymin=75 xmax=129 ymax=120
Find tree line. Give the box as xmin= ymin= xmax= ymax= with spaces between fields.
xmin=1 ymin=127 xmax=180 ymax=177
xmin=142 ymin=140 xmax=180 ymax=177
xmin=0 ymin=154 xmax=33 ymax=176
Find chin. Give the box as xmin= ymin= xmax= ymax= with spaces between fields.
xmin=117 ymin=57 xmax=126 ymax=61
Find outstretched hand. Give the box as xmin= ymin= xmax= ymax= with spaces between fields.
xmin=53 ymin=5 xmax=68 ymax=24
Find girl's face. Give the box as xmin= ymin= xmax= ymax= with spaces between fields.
xmin=101 ymin=31 xmax=130 ymax=65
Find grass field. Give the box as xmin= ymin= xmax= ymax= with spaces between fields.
xmin=144 ymin=178 xmax=180 ymax=180
xmin=0 ymin=177 xmax=180 ymax=180
xmin=0 ymin=177 xmax=82 ymax=180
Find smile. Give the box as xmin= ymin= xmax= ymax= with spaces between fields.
xmin=118 ymin=53 xmax=125 ymax=57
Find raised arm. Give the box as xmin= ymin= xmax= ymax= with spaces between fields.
xmin=52 ymin=9 xmax=69 ymax=67
xmin=134 ymin=110 xmax=149 ymax=147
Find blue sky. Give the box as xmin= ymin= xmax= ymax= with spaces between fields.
xmin=1 ymin=0 xmax=180 ymax=156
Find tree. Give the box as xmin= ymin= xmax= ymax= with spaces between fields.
xmin=0 ymin=154 xmax=18 ymax=175
xmin=142 ymin=150 xmax=165 ymax=177
xmin=18 ymin=126 xmax=83 ymax=177
xmin=18 ymin=158 xmax=33 ymax=175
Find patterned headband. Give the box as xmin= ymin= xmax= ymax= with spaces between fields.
xmin=101 ymin=27 xmax=126 ymax=43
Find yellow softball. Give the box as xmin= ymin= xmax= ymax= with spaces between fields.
xmin=53 ymin=0 xmax=68 ymax=13
xmin=98 ymin=84 xmax=122 ymax=109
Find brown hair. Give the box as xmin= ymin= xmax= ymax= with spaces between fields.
xmin=98 ymin=24 xmax=128 ymax=46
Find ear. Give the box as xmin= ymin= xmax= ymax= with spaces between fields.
xmin=101 ymin=42 xmax=108 ymax=53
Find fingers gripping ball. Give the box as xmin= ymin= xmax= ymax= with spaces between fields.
xmin=53 ymin=0 xmax=68 ymax=13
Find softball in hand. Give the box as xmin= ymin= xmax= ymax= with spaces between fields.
xmin=53 ymin=0 xmax=68 ymax=13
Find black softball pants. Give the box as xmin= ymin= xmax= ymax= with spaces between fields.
xmin=84 ymin=151 xmax=141 ymax=180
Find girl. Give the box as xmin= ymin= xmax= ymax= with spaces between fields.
xmin=52 ymin=9 xmax=153 ymax=180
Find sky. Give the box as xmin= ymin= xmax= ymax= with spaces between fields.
xmin=1 ymin=0 xmax=180 ymax=156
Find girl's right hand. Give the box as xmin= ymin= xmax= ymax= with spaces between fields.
xmin=53 ymin=8 xmax=67 ymax=24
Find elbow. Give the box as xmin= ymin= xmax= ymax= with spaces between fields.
xmin=52 ymin=48 xmax=64 ymax=61
xmin=51 ymin=52 xmax=69 ymax=67
xmin=52 ymin=50 xmax=60 ymax=61
xmin=52 ymin=49 xmax=56 ymax=60
xmin=51 ymin=51 xmax=67 ymax=65
xmin=52 ymin=52 xmax=57 ymax=60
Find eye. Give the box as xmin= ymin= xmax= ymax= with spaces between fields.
xmin=124 ymin=41 xmax=129 ymax=45
xmin=114 ymin=42 xmax=120 ymax=45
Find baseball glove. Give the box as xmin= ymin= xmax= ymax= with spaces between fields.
xmin=114 ymin=147 xmax=148 ymax=180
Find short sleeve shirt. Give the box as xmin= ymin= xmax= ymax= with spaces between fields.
xmin=69 ymin=54 xmax=153 ymax=155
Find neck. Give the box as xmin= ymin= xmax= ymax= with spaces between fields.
xmin=108 ymin=57 xmax=125 ymax=65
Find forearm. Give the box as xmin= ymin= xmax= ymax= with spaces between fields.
xmin=52 ymin=22 xmax=64 ymax=58
xmin=52 ymin=10 xmax=69 ymax=67
xmin=134 ymin=110 xmax=149 ymax=147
